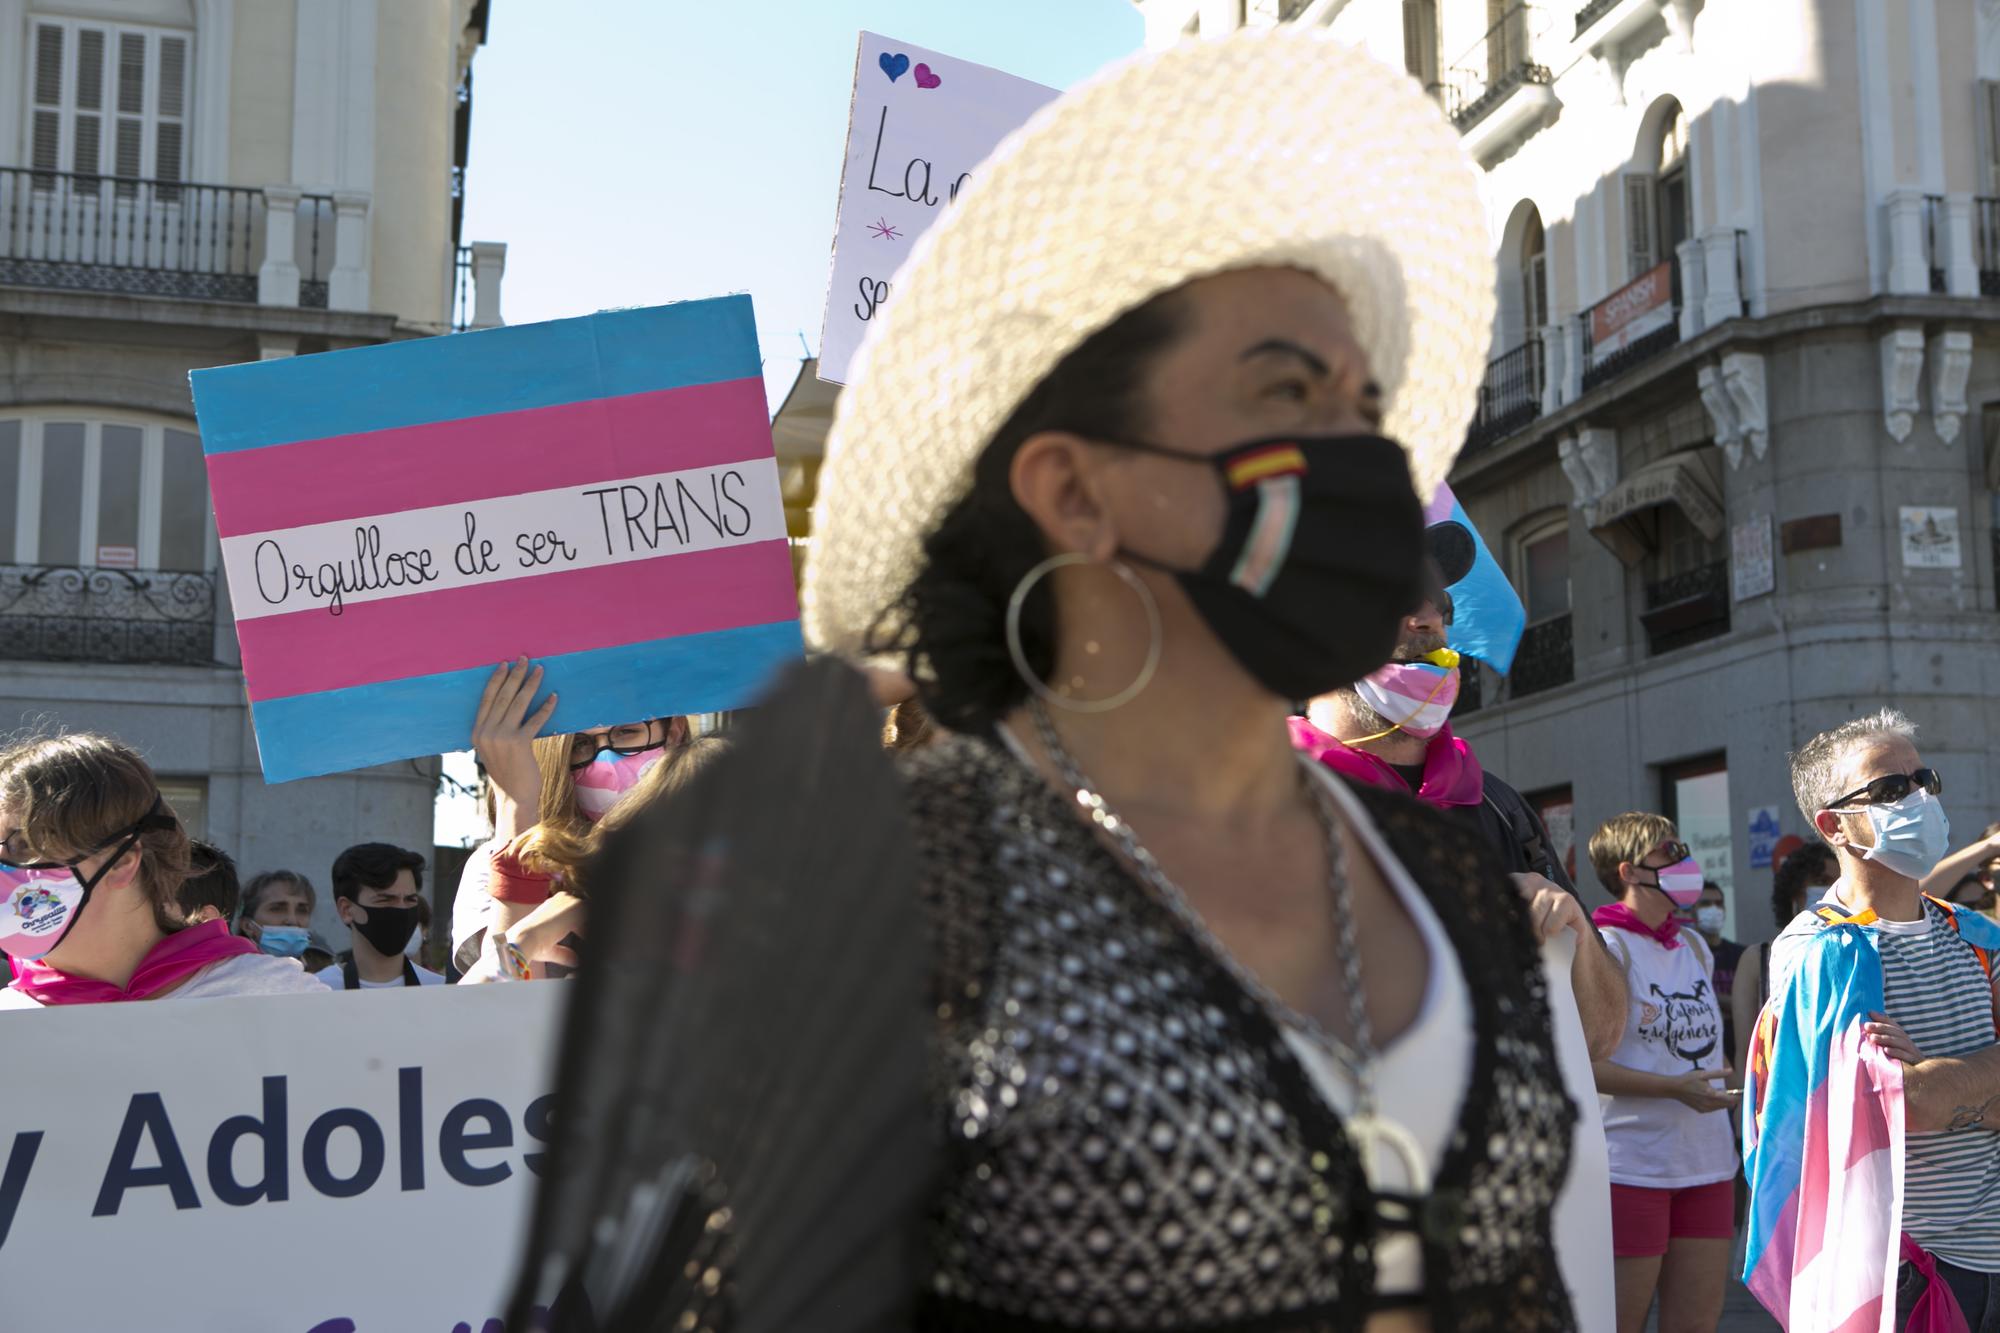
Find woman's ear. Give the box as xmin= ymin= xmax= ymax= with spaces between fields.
xmin=1010 ymin=432 xmax=1119 ymax=562
xmin=101 ymin=845 xmax=145 ymax=892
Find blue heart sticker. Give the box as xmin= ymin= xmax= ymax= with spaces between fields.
xmin=879 ymin=52 xmax=910 ymax=83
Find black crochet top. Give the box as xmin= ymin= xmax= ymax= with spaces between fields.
xmin=902 ymin=734 xmax=1579 ymax=1332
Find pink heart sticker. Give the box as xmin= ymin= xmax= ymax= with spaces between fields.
xmin=913 ymin=63 xmax=942 ymax=90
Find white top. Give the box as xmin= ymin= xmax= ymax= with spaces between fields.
xmin=1596 ymin=925 xmax=1738 ymax=1189
xmin=450 ymin=836 xmax=499 ymax=957
xmin=318 ymin=962 xmax=448 ymax=990
xmin=0 ymin=953 xmax=328 ymax=1008
xmin=1280 ymin=771 xmax=1610 ymax=1324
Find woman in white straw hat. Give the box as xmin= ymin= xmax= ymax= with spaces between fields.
xmin=805 ymin=25 xmax=1602 ymax=1333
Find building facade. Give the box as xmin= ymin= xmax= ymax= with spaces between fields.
xmin=0 ymin=0 xmax=506 ymax=943
xmin=1139 ymin=0 xmax=2000 ymax=940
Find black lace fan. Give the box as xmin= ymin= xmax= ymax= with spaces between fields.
xmin=507 ymin=658 xmax=936 ymax=1333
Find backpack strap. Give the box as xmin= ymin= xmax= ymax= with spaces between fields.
xmin=1926 ymin=895 xmax=1996 ymax=984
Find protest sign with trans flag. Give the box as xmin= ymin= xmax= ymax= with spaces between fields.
xmin=192 ymin=297 xmax=802 ymax=783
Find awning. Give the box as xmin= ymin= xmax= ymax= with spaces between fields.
xmin=1587 ymin=449 xmax=1726 ymax=565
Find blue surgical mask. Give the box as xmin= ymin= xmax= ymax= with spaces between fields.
xmin=257 ymin=924 xmax=311 ymax=958
xmin=1859 ymin=790 xmax=1951 ymax=883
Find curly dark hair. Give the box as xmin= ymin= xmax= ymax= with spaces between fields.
xmin=866 ymin=292 xmax=1189 ymax=735
xmin=1771 ymin=842 xmax=1838 ymax=931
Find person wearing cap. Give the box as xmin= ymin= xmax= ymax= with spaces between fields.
xmin=804 ymin=28 xmax=1603 ymax=1329
xmin=1292 ymin=563 xmax=1628 ymax=1061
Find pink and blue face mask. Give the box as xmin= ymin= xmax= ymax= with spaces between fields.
xmin=0 ymin=802 xmax=175 ymax=960
xmin=1636 ymin=840 xmax=1706 ymax=907
xmin=568 ymin=723 xmax=674 ymax=822
xmin=1353 ymin=649 xmax=1461 ymax=740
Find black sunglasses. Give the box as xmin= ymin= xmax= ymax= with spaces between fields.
xmin=566 ymin=723 xmax=668 ymax=772
xmin=1824 ymin=768 xmax=1942 ymax=812
xmin=0 ymin=801 xmax=176 ymax=871
xmin=1639 ymin=841 xmax=1692 ymax=868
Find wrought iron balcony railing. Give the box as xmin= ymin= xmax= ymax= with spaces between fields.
xmin=1466 ymin=337 xmax=1547 ymax=452
xmin=1452 ymin=659 xmax=1484 ymax=719
xmin=1641 ymin=560 xmax=1730 ymax=655
xmin=1510 ymin=614 xmax=1574 ymax=697
xmin=1445 ymin=3 xmax=1555 ymax=132
xmin=0 ymin=565 xmax=216 ymax=667
xmin=0 ymin=167 xmax=331 ymax=306
xmin=1573 ymin=0 xmax=1621 ymax=36
xmin=1580 ymin=255 xmax=1681 ymax=392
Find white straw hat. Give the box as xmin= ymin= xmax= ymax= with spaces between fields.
xmin=803 ymin=26 xmax=1494 ymax=655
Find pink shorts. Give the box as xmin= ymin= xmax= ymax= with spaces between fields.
xmin=1609 ymin=1180 xmax=1736 ymax=1258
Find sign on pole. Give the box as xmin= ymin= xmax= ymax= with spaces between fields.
xmin=817 ymin=32 xmax=1057 ymax=385
xmin=0 ymin=984 xmax=559 ymax=1332
xmin=191 ymin=297 xmax=802 ymax=782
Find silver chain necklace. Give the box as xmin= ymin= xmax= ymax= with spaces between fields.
xmin=1026 ymin=699 xmax=1431 ymax=1194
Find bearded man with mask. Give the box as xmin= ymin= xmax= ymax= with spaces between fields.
xmin=1745 ymin=709 xmax=2000 ymax=1329
xmin=1291 ymin=540 xmax=1628 ymax=1060
xmin=323 ymin=842 xmax=445 ymax=989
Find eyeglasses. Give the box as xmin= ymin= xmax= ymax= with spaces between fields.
xmin=1824 ymin=768 xmax=1942 ymax=812
xmin=567 ymin=722 xmax=668 ymax=771
xmin=0 ymin=802 xmax=175 ymax=871
xmin=1640 ymin=841 xmax=1692 ymax=869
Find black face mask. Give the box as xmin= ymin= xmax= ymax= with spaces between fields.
xmin=348 ymin=901 xmax=420 ymax=958
xmin=1106 ymin=433 xmax=1425 ymax=701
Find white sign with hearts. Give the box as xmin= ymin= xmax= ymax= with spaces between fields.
xmin=816 ymin=32 xmax=1058 ymax=386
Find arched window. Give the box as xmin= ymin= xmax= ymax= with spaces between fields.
xmin=1521 ymin=209 xmax=1548 ymax=336
xmin=1625 ymin=98 xmax=1693 ymax=279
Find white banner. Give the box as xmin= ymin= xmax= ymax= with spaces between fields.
xmin=0 ymin=984 xmax=560 ymax=1332
xmin=219 ymin=459 xmax=785 ymax=620
xmin=817 ymin=32 xmax=1057 ymax=385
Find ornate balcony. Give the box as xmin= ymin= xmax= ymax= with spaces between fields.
xmin=1466 ymin=338 xmax=1548 ymax=453
xmin=0 ymin=167 xmax=334 ymax=307
xmin=1445 ymin=4 xmax=1559 ymax=161
xmin=1510 ymin=614 xmax=1574 ymax=697
xmin=0 ymin=565 xmax=216 ymax=667
xmin=1641 ymin=560 xmax=1730 ymax=655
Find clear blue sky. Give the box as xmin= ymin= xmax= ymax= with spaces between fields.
xmin=436 ymin=1 xmax=1141 ymax=846
xmin=457 ymin=0 xmax=1144 ymax=410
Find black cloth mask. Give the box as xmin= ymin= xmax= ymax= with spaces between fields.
xmin=1107 ymin=433 xmax=1425 ymax=701
xmin=348 ymin=901 xmax=420 ymax=958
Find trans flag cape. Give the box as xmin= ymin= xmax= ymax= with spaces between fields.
xmin=1742 ymin=901 xmax=2000 ymax=1331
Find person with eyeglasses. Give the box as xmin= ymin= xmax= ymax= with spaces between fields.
xmin=452 ymin=658 xmax=689 ymax=981
xmin=1744 ymin=708 xmax=2000 ymax=1328
xmin=0 ymin=733 xmax=327 ymax=1007
xmin=1584 ymin=812 xmax=1739 ymax=1333
xmin=1919 ymin=816 xmax=2000 ymax=908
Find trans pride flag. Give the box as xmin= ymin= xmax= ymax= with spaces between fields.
xmin=1743 ymin=904 xmax=2000 ymax=1330
xmin=1422 ymin=484 xmax=1526 ymax=675
xmin=191 ymin=297 xmax=802 ymax=783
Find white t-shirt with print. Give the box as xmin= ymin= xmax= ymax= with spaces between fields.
xmin=1597 ymin=926 xmax=1739 ymax=1189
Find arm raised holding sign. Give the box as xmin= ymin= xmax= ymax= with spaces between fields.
xmin=471 ymin=658 xmax=557 ymax=847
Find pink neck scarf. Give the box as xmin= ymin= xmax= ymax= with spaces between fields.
xmin=1289 ymin=716 xmax=1486 ymax=809
xmin=9 ymin=919 xmax=260 ymax=1005
xmin=1592 ymin=901 xmax=1683 ymax=950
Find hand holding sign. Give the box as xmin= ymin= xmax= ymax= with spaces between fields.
xmin=472 ymin=659 xmax=555 ymax=817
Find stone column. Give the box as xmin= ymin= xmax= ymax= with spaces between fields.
xmin=469 ymin=241 xmax=508 ymax=330
xmin=256 ymin=185 xmax=301 ymax=307
xmin=1676 ymin=237 xmax=1707 ymax=341
xmin=1945 ymin=195 xmax=1980 ymax=298
xmin=1884 ymin=189 xmax=1932 ymax=295
xmin=1540 ymin=322 xmax=1566 ymax=416
xmin=1701 ymin=228 xmax=1744 ymax=327
xmin=328 ymin=190 xmax=372 ymax=312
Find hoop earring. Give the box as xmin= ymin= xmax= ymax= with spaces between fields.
xmin=1005 ymin=553 xmax=1162 ymax=714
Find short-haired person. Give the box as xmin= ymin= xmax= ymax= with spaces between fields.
xmin=1745 ymin=710 xmax=2000 ymax=1327
xmin=0 ymin=734 xmax=325 ymax=1005
xmin=1295 ymin=578 xmax=1628 ymax=1060
xmin=1920 ymin=817 xmax=2000 ymax=904
xmin=237 ymin=869 xmax=317 ymax=959
xmin=1691 ymin=880 xmax=1744 ymax=1070
xmin=177 ymin=839 xmax=240 ymax=925
xmin=323 ymin=843 xmax=445 ymax=990
xmin=1587 ymin=812 xmax=1738 ymax=1333
xmin=1730 ymin=842 xmax=1839 ymax=1077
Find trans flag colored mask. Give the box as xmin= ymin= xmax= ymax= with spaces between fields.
xmin=1354 ymin=649 xmax=1461 ymax=740
xmin=573 ymin=748 xmax=667 ymax=822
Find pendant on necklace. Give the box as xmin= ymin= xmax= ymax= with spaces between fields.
xmin=1346 ymin=1112 xmax=1432 ymax=1196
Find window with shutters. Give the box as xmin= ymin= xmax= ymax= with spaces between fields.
xmin=25 ymin=16 xmax=191 ymax=193
xmin=1521 ymin=210 xmax=1549 ymax=333
xmin=0 ymin=412 xmax=214 ymax=572
xmin=1978 ymin=80 xmax=2000 ymax=198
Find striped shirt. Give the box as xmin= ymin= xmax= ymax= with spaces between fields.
xmin=1876 ymin=900 xmax=2000 ymax=1270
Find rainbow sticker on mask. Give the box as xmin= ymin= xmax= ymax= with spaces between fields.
xmin=0 ymin=870 xmax=85 ymax=959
